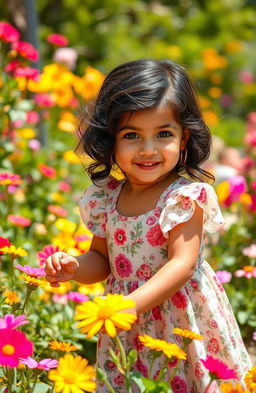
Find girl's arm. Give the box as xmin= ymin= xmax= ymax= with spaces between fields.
xmin=74 ymin=235 xmax=110 ymax=283
xmin=125 ymin=203 xmax=203 ymax=315
xmin=45 ymin=235 xmax=110 ymax=286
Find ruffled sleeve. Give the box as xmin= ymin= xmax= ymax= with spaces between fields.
xmin=159 ymin=182 xmax=225 ymax=238
xmin=79 ymin=182 xmax=108 ymax=238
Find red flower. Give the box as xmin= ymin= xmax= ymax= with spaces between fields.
xmin=114 ymin=228 xmax=127 ymax=245
xmin=38 ymin=164 xmax=57 ymax=179
xmin=200 ymin=355 xmax=238 ymax=380
xmin=151 ymin=305 xmax=162 ymax=320
xmin=171 ymin=290 xmax=188 ymax=309
xmin=12 ymin=41 xmax=39 ymax=61
xmin=113 ymin=374 xmax=124 ymax=385
xmin=207 ymin=337 xmax=220 ymax=354
xmin=47 ymin=33 xmax=68 ymax=46
xmin=0 ymin=237 xmax=12 ymax=254
xmin=114 ymin=254 xmax=133 ymax=278
xmin=0 ymin=22 xmax=20 ymax=42
xmin=171 ymin=375 xmax=188 ymax=393
xmin=135 ymin=358 xmax=148 ymax=377
xmin=136 ymin=264 xmax=152 ymax=280
xmin=146 ymin=224 xmax=166 ymax=247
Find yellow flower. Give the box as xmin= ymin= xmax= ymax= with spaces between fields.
xmin=216 ymin=181 xmax=230 ymax=203
xmin=244 ymin=366 xmax=256 ymax=392
xmin=17 ymin=128 xmax=36 ymax=139
xmin=44 ymin=281 xmax=72 ymax=294
xmin=48 ymin=353 xmax=96 ymax=393
xmin=19 ymin=274 xmax=45 ymax=288
xmin=208 ymin=87 xmax=222 ymax=99
xmin=49 ymin=341 xmax=78 ymax=352
xmin=202 ymin=110 xmax=219 ymax=126
xmin=139 ymin=335 xmax=187 ymax=360
xmin=239 ymin=193 xmax=252 ymax=207
xmin=0 ymin=245 xmax=27 ymax=257
xmin=63 ymin=150 xmax=81 ymax=164
xmin=4 ymin=290 xmax=20 ymax=305
xmin=55 ymin=219 xmax=77 ymax=233
xmin=58 ymin=111 xmax=77 ymax=133
xmin=53 ymin=232 xmax=76 ymax=250
xmin=75 ymin=294 xmax=137 ymax=338
xmin=172 ymin=328 xmax=204 ymax=341
xmin=220 ymin=381 xmax=250 ymax=393
xmin=198 ymin=95 xmax=211 ymax=109
xmin=78 ymin=283 xmax=104 ymax=297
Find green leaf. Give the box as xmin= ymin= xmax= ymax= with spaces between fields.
xmin=31 ymin=383 xmax=51 ymax=393
xmin=131 ymin=371 xmax=172 ymax=393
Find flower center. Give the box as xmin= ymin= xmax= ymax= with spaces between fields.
xmin=97 ymin=306 xmax=114 ymax=319
xmin=2 ymin=344 xmax=15 ymax=355
xmin=244 ymin=265 xmax=254 ymax=272
xmin=63 ymin=375 xmax=75 ymax=384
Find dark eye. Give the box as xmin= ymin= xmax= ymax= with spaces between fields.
xmin=158 ymin=130 xmax=172 ymax=138
xmin=123 ymin=132 xmax=138 ymax=139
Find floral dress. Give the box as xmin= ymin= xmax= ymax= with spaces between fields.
xmin=79 ymin=176 xmax=252 ymax=393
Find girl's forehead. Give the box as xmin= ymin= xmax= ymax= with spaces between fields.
xmin=118 ymin=106 xmax=179 ymax=128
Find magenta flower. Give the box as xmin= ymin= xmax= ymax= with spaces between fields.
xmin=20 ymin=356 xmax=58 ymax=370
xmin=47 ymin=33 xmax=68 ymax=46
xmin=12 ymin=40 xmax=39 ymax=61
xmin=0 ymin=328 xmax=33 ymax=367
xmin=253 ymin=330 xmax=256 ymax=341
xmin=0 ymin=314 xmax=29 ymax=329
xmin=34 ymin=93 xmax=54 ymax=107
xmin=215 ymin=270 xmax=232 ymax=284
xmin=0 ymin=22 xmax=20 ymax=43
xmin=67 ymin=291 xmax=88 ymax=303
xmin=0 ymin=172 xmax=22 ymax=186
xmin=228 ymin=176 xmax=247 ymax=203
xmin=14 ymin=66 xmax=39 ymax=80
xmin=37 ymin=245 xmax=60 ymax=266
xmin=16 ymin=264 xmax=46 ymax=277
xmin=200 ymin=355 xmax=238 ymax=380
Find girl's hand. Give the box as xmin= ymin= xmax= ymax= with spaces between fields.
xmin=44 ymin=252 xmax=79 ymax=287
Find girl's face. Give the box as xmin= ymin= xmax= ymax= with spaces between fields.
xmin=114 ymin=106 xmax=189 ymax=186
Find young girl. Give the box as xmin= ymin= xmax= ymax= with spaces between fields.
xmin=45 ymin=59 xmax=252 ymax=392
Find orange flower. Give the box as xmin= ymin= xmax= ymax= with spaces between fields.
xmin=38 ymin=163 xmax=57 ymax=179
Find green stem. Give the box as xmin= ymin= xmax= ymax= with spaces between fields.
xmin=10 ymin=255 xmax=15 ymax=291
xmin=204 ymin=378 xmax=213 ymax=393
xmin=148 ymin=356 xmax=156 ymax=379
xmin=115 ymin=335 xmax=127 ymax=369
xmin=103 ymin=378 xmax=116 ymax=393
xmin=21 ymin=285 xmax=33 ymax=314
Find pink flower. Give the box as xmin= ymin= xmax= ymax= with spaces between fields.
xmin=34 ymin=93 xmax=55 ymax=107
xmin=47 ymin=33 xmax=68 ymax=46
xmin=28 ymin=139 xmax=41 ymax=151
xmin=48 ymin=205 xmax=68 ymax=217
xmin=146 ymin=224 xmax=166 ymax=247
xmin=0 ymin=172 xmax=22 ymax=186
xmin=59 ymin=181 xmax=71 ymax=192
xmin=235 ymin=266 xmax=256 ymax=279
xmin=215 ymin=270 xmax=232 ymax=284
xmin=200 ymin=355 xmax=238 ymax=380
xmin=0 ymin=328 xmax=33 ymax=368
xmin=243 ymin=244 xmax=256 ymax=258
xmin=228 ymin=176 xmax=247 ymax=203
xmin=26 ymin=111 xmax=39 ymax=124
xmin=38 ymin=163 xmax=57 ymax=178
xmin=114 ymin=253 xmax=133 ymax=278
xmin=198 ymin=187 xmax=207 ymax=204
xmin=171 ymin=290 xmax=188 ymax=309
xmin=0 ymin=314 xmax=29 ymax=329
xmin=52 ymin=294 xmax=68 ymax=304
xmin=239 ymin=70 xmax=254 ymax=84
xmin=253 ymin=330 xmax=256 ymax=341
xmin=67 ymin=292 xmax=88 ymax=303
xmin=16 ymin=264 xmax=46 ymax=277
xmin=181 ymin=196 xmax=192 ymax=210
xmin=114 ymin=228 xmax=127 ymax=245
xmin=5 ymin=60 xmax=20 ymax=73
xmin=12 ymin=41 xmax=39 ymax=61
xmin=171 ymin=375 xmax=188 ymax=393
xmin=106 ymin=179 xmax=119 ymax=190
xmin=136 ymin=264 xmax=152 ymax=280
xmin=14 ymin=66 xmax=39 ymax=80
xmin=8 ymin=215 xmax=31 ymax=227
xmin=20 ymin=356 xmax=58 ymax=370
xmin=53 ymin=47 xmax=78 ymax=70
xmin=0 ymin=22 xmax=20 ymax=42
xmin=37 ymin=245 xmax=60 ymax=266
xmin=146 ymin=216 xmax=156 ymax=225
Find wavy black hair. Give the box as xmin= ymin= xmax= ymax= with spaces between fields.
xmin=76 ymin=58 xmax=214 ymax=183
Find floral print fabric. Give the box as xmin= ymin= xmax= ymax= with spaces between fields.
xmin=79 ymin=177 xmax=252 ymax=393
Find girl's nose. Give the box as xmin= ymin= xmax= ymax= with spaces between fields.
xmin=139 ymin=140 xmax=157 ymax=155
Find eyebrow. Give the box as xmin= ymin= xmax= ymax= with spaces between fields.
xmin=118 ymin=123 xmax=179 ymax=132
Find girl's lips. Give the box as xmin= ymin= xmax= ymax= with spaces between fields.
xmin=135 ymin=162 xmax=160 ymax=169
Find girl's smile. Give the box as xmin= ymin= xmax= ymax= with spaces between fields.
xmin=114 ymin=106 xmax=189 ymax=187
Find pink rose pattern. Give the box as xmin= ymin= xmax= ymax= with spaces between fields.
xmin=79 ymin=177 xmax=251 ymax=393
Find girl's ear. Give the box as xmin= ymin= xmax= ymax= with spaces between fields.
xmin=181 ymin=128 xmax=190 ymax=150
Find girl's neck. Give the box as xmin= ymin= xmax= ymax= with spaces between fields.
xmin=124 ymin=172 xmax=179 ymax=195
